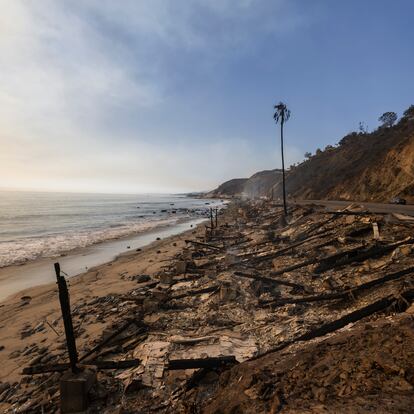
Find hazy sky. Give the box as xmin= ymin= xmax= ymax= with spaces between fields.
xmin=1 ymin=0 xmax=413 ymax=193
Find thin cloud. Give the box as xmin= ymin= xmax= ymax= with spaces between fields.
xmin=0 ymin=0 xmax=307 ymax=193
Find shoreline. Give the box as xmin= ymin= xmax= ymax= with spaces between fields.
xmin=0 ymin=216 xmax=207 ymax=302
xmin=0 ymin=214 xmax=210 ymax=383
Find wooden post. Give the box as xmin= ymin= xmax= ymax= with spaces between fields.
xmin=54 ymin=262 xmax=79 ymax=373
xmin=215 ymin=208 xmax=218 ymax=228
xmin=210 ymin=208 xmax=214 ymax=229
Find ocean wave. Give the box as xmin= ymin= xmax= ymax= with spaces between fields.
xmin=0 ymin=216 xmax=180 ymax=267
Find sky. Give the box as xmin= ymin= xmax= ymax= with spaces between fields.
xmin=1 ymin=0 xmax=414 ymax=194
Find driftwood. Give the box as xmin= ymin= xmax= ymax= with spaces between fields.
xmin=23 ymin=359 xmax=141 ymax=375
xmin=260 ymin=266 xmax=414 ymax=307
xmin=234 ymin=271 xmax=305 ymax=289
xmin=166 ymin=356 xmax=237 ymax=370
xmin=252 ymin=289 xmax=414 ymax=361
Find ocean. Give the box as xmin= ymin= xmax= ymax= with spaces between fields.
xmin=0 ymin=191 xmax=221 ymax=268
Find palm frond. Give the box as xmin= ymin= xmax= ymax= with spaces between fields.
xmin=273 ymin=101 xmax=290 ymax=124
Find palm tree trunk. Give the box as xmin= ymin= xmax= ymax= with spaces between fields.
xmin=280 ymin=120 xmax=287 ymax=215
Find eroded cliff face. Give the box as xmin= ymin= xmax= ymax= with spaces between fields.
xmin=278 ymin=120 xmax=414 ymax=202
xmin=211 ymin=116 xmax=414 ymax=202
xmin=327 ymin=136 xmax=414 ymax=202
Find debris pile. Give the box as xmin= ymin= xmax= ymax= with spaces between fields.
xmin=1 ymin=200 xmax=414 ymax=413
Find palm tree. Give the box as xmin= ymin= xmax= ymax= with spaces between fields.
xmin=273 ymin=101 xmax=291 ymax=215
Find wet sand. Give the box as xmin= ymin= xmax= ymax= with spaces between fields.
xmin=0 ymin=218 xmax=205 ymax=302
xmin=0 ymin=218 xmax=207 ymax=384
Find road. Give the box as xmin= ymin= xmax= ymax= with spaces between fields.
xmin=294 ymin=199 xmax=414 ymax=216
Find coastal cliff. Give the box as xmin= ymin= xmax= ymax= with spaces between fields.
xmin=209 ymin=107 xmax=414 ymax=202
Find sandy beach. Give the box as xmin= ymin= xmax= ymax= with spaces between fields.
xmin=0 ymin=218 xmax=206 ymax=385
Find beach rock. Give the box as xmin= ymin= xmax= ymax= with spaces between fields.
xmin=34 ymin=322 xmax=45 ymax=333
xmin=40 ymin=354 xmax=55 ymax=365
xmin=20 ymin=295 xmax=32 ymax=306
xmin=22 ymin=344 xmax=38 ymax=356
xmin=29 ymin=354 xmax=44 ymax=366
xmin=38 ymin=346 xmax=48 ymax=355
xmin=0 ymin=345 xmax=4 ymax=351
xmin=0 ymin=386 xmax=12 ymax=403
xmin=0 ymin=382 xmax=10 ymax=394
xmin=20 ymin=329 xmax=35 ymax=339
xmin=9 ymin=350 xmax=21 ymax=359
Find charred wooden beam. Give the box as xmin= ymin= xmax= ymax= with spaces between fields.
xmin=253 ymin=289 xmax=414 ymax=361
xmin=270 ymin=257 xmax=318 ymax=276
xmin=238 ymin=230 xmax=334 ymax=261
xmin=260 ymin=292 xmax=345 ymax=307
xmin=344 ymin=223 xmax=373 ymax=238
xmin=292 ymin=215 xmax=337 ymax=241
xmin=234 ymin=271 xmax=305 ymax=289
xmin=79 ymin=318 xmax=143 ymax=363
xmin=261 ymin=238 xmax=413 ymax=277
xmin=261 ymin=266 xmax=414 ymax=307
xmin=167 ymin=356 xmax=237 ymax=370
xmin=54 ymin=263 xmax=78 ymax=373
xmin=314 ymin=238 xmax=414 ymax=273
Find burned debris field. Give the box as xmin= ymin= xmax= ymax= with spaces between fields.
xmin=1 ymin=201 xmax=414 ymax=413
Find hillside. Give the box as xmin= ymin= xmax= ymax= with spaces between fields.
xmin=208 ymin=170 xmax=282 ymax=198
xmin=210 ymin=106 xmax=414 ymax=203
xmin=209 ymin=178 xmax=248 ymax=197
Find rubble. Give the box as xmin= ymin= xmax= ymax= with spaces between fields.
xmin=3 ymin=200 xmax=414 ymax=413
